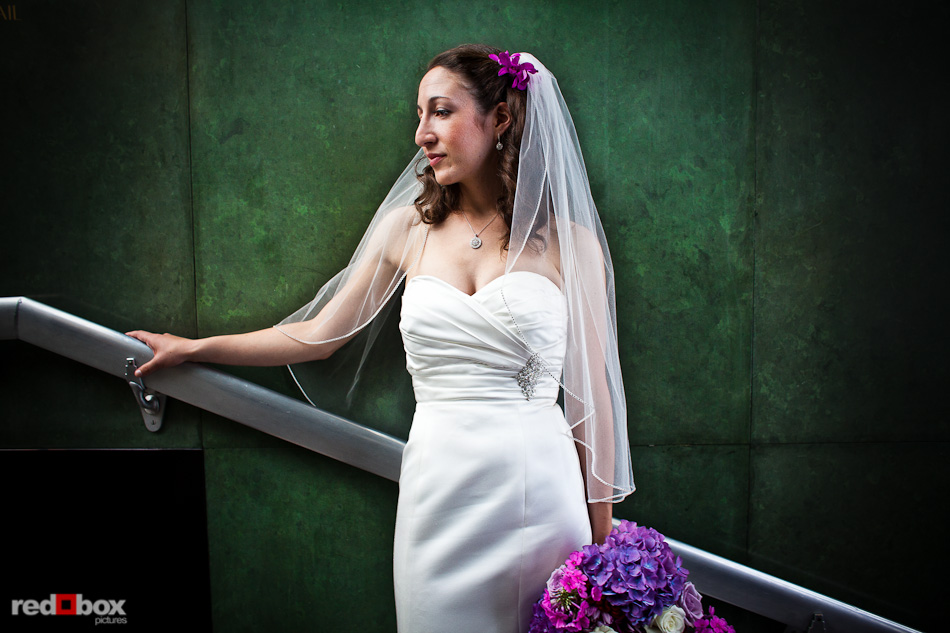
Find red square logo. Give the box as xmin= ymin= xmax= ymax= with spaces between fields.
xmin=56 ymin=593 xmax=77 ymax=615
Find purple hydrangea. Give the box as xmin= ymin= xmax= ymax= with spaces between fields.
xmin=579 ymin=521 xmax=689 ymax=629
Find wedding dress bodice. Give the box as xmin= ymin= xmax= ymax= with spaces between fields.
xmin=399 ymin=271 xmax=566 ymax=404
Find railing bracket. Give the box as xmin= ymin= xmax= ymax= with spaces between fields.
xmin=786 ymin=613 xmax=826 ymax=633
xmin=125 ymin=358 xmax=165 ymax=432
xmin=806 ymin=614 xmax=826 ymax=633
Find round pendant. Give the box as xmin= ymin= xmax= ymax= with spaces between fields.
xmin=470 ymin=236 xmax=482 ymax=249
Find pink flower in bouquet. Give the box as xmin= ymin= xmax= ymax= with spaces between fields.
xmin=531 ymin=552 xmax=599 ymax=632
xmin=694 ymin=607 xmax=736 ymax=633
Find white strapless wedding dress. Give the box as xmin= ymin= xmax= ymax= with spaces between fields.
xmin=394 ymin=271 xmax=592 ymax=633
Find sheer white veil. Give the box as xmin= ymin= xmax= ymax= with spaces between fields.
xmin=275 ymin=52 xmax=634 ymax=503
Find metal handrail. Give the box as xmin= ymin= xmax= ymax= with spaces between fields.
xmin=0 ymin=296 xmax=920 ymax=633
xmin=0 ymin=296 xmax=404 ymax=481
xmin=663 ymin=535 xmax=915 ymax=633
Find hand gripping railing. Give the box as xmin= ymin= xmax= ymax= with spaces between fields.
xmin=0 ymin=296 xmax=920 ymax=633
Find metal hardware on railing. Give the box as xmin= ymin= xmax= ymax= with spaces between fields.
xmin=804 ymin=613 xmax=827 ymax=633
xmin=125 ymin=357 xmax=165 ymax=432
xmin=1 ymin=296 xmax=923 ymax=633
xmin=783 ymin=613 xmax=827 ymax=633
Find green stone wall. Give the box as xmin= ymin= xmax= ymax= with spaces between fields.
xmin=2 ymin=1 xmax=944 ymax=631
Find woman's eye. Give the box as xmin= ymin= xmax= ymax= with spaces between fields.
xmin=434 ymin=108 xmax=450 ymax=117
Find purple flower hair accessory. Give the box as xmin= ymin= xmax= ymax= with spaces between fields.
xmin=489 ymin=50 xmax=538 ymax=90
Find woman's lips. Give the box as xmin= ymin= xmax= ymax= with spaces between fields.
xmin=427 ymin=154 xmax=444 ymax=167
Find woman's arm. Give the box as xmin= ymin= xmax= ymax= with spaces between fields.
xmin=125 ymin=321 xmax=337 ymax=377
xmin=126 ymin=253 xmax=388 ymax=377
xmin=128 ymin=207 xmax=421 ymax=378
xmin=560 ymin=221 xmax=622 ymax=545
xmin=573 ymin=442 xmax=614 ymax=544
xmin=589 ymin=499 xmax=614 ymax=545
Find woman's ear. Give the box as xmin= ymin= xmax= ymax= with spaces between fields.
xmin=493 ymin=102 xmax=512 ymax=137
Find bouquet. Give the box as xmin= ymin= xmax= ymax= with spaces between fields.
xmin=528 ymin=521 xmax=735 ymax=633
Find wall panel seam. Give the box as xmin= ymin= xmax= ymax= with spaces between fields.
xmin=182 ymin=0 xmax=203 ymax=449
xmin=747 ymin=0 xmax=762 ymax=561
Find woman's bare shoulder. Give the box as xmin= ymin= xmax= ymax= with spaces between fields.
xmin=374 ymin=204 xmax=423 ymax=233
xmin=367 ymin=205 xmax=426 ymax=270
xmin=550 ymin=215 xmax=605 ymax=263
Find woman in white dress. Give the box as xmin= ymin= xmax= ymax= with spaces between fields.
xmin=128 ymin=44 xmax=634 ymax=633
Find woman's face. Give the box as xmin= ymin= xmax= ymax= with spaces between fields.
xmin=415 ymin=67 xmax=500 ymax=189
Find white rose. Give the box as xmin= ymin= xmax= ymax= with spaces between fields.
xmin=591 ymin=626 xmax=618 ymax=633
xmin=645 ymin=605 xmax=687 ymax=633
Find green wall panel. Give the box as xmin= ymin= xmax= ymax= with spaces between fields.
xmin=616 ymin=444 xmax=750 ymax=564
xmin=187 ymin=0 xmax=423 ymax=339
xmin=185 ymin=0 xmax=427 ymax=449
xmin=205 ymin=446 xmax=398 ymax=632
xmin=751 ymin=5 xmax=947 ymax=629
xmin=1 ymin=0 xmax=194 ymax=332
xmin=0 ymin=0 xmax=199 ymax=448
xmin=754 ymin=1 xmax=950 ymax=444
xmin=606 ymin=0 xmax=756 ymax=446
xmin=750 ymin=443 xmax=947 ymax=631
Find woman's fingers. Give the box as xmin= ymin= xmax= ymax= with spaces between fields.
xmin=124 ymin=330 xmax=165 ymax=377
xmin=125 ymin=330 xmax=155 ymax=347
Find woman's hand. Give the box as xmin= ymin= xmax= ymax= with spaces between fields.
xmin=125 ymin=330 xmax=195 ymax=377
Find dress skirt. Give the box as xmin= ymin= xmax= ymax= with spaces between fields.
xmin=393 ymin=399 xmax=591 ymax=633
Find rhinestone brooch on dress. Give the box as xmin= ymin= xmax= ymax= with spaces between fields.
xmin=516 ymin=353 xmax=544 ymax=399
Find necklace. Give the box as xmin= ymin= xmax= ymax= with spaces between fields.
xmin=460 ymin=210 xmax=499 ymax=249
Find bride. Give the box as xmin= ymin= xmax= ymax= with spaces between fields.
xmin=127 ymin=44 xmax=634 ymax=633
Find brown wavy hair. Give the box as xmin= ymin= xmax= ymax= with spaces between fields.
xmin=413 ymin=44 xmax=528 ymax=249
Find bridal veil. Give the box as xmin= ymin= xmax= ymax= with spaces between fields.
xmin=274 ymin=52 xmax=635 ymax=503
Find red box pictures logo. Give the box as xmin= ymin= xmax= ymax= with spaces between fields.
xmin=11 ymin=594 xmax=127 ymax=624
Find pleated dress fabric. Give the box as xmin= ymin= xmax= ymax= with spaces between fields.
xmin=394 ymin=271 xmax=592 ymax=633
